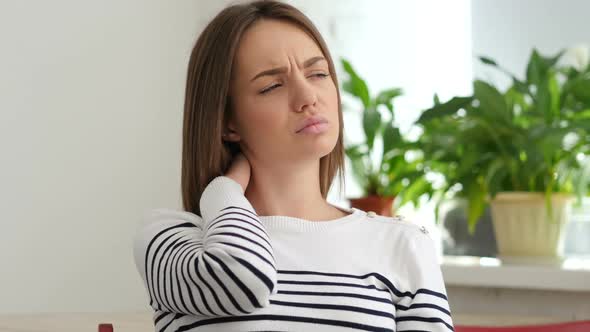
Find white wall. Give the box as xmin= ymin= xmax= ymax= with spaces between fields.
xmin=471 ymin=0 xmax=590 ymax=89
xmin=0 ymin=0 xmax=469 ymax=313
xmin=0 ymin=0 xmax=223 ymax=313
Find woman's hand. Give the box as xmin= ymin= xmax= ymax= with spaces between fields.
xmin=225 ymin=152 xmax=251 ymax=193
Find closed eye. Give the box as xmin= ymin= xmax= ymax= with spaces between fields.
xmin=310 ymin=73 xmax=330 ymax=79
xmin=260 ymin=83 xmax=281 ymax=94
xmin=259 ymin=73 xmax=330 ymax=95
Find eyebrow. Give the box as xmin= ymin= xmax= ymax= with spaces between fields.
xmin=250 ymin=56 xmax=326 ymax=82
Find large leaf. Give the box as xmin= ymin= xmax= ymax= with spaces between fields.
xmin=345 ymin=144 xmax=369 ymax=190
xmin=474 ymin=80 xmax=510 ymax=123
xmin=485 ymin=158 xmax=509 ymax=197
xmin=465 ymin=178 xmax=487 ymax=234
xmin=535 ymin=71 xmax=560 ymax=124
xmin=398 ymin=175 xmax=431 ymax=208
xmin=363 ymin=108 xmax=382 ymax=150
xmin=417 ymin=97 xmax=473 ymax=123
xmin=341 ymin=58 xmax=371 ymax=108
xmin=504 ymin=86 xmax=527 ymax=115
xmin=571 ymin=76 xmax=590 ymax=104
xmin=526 ymin=49 xmax=544 ymax=86
xmin=375 ymin=88 xmax=403 ymax=118
xmin=479 ymin=55 xmax=529 ymax=94
xmin=525 ymin=49 xmax=563 ymax=86
xmin=382 ymin=122 xmax=402 ymax=158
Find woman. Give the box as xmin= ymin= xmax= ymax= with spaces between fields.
xmin=133 ymin=1 xmax=454 ymax=331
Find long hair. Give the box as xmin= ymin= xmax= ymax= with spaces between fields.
xmin=181 ymin=0 xmax=346 ymax=216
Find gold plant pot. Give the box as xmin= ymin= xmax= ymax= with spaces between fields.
xmin=490 ymin=192 xmax=574 ymax=264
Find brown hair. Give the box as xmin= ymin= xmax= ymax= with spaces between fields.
xmin=181 ymin=0 xmax=346 ymax=216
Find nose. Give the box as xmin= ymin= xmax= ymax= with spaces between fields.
xmin=290 ymin=74 xmax=318 ymax=113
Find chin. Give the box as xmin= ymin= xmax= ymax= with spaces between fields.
xmin=314 ymin=135 xmax=339 ymax=158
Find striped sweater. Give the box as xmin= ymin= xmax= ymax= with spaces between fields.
xmin=133 ymin=175 xmax=454 ymax=331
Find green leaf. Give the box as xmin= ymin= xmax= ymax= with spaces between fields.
xmin=504 ymin=86 xmax=527 ymax=114
xmin=363 ymin=108 xmax=382 ymax=151
xmin=386 ymin=154 xmax=407 ymax=179
xmin=548 ymin=72 xmax=560 ymax=120
xmin=341 ymin=58 xmax=371 ymax=108
xmin=485 ymin=158 xmax=509 ymax=197
xmin=398 ymin=176 xmax=431 ymax=208
xmin=526 ymin=49 xmax=564 ymax=86
xmin=526 ymin=49 xmax=544 ymax=86
xmin=536 ymin=77 xmax=552 ymax=123
xmin=382 ymin=122 xmax=402 ymax=158
xmin=474 ymin=80 xmax=510 ymax=122
xmin=479 ymin=56 xmax=498 ymax=66
xmin=433 ymin=94 xmax=441 ymax=105
xmin=479 ymin=55 xmax=529 ymax=94
xmin=345 ymin=144 xmax=369 ymax=190
xmin=417 ymin=97 xmax=473 ymax=123
xmin=375 ymin=88 xmax=403 ymax=118
xmin=571 ymin=77 xmax=590 ymax=103
xmin=465 ymin=179 xmax=487 ymax=234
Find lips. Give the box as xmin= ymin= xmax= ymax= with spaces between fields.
xmin=296 ymin=115 xmax=328 ymax=133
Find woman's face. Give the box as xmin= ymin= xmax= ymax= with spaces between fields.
xmin=227 ymin=19 xmax=339 ymax=165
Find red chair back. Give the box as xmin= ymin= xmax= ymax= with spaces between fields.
xmin=98 ymin=323 xmax=114 ymax=332
xmin=455 ymin=320 xmax=590 ymax=332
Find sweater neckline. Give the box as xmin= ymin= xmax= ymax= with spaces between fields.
xmin=258 ymin=205 xmax=365 ymax=231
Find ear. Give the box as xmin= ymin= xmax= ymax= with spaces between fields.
xmin=223 ymin=120 xmax=241 ymax=142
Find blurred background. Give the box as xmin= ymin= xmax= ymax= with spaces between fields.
xmin=1 ymin=0 xmax=589 ymax=327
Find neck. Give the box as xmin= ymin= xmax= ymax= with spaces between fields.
xmin=244 ymin=158 xmax=342 ymax=221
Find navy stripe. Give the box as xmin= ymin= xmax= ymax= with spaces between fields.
xmin=208 ymin=213 xmax=266 ymax=235
xmin=277 ymin=290 xmax=393 ymax=305
xmin=160 ymin=237 xmax=201 ymax=312
xmin=183 ymin=250 xmax=215 ymax=315
xmin=215 ymin=223 xmax=273 ymax=248
xmin=269 ymin=299 xmax=395 ymax=320
xmin=176 ymin=244 xmax=205 ymax=315
xmin=194 ymin=255 xmax=232 ymax=315
xmin=209 ymin=206 xmax=263 ymax=232
xmin=145 ymin=222 xmax=196 ymax=307
xmin=168 ymin=240 xmax=195 ymax=314
xmin=210 ymin=232 xmax=274 ymax=258
xmin=396 ymin=302 xmax=451 ymax=317
xmin=175 ymin=314 xmax=394 ymax=332
xmin=279 ymin=270 xmax=448 ymax=301
xmin=217 ymin=241 xmax=275 ymax=268
xmin=154 ymin=311 xmax=169 ymax=325
xmin=231 ymin=254 xmax=275 ymax=293
xmin=205 ymin=251 xmax=262 ymax=308
xmin=158 ymin=313 xmax=184 ymax=332
xmin=278 ymin=280 xmax=390 ymax=293
xmin=160 ymin=236 xmax=184 ymax=311
xmin=201 ymin=252 xmax=248 ymax=314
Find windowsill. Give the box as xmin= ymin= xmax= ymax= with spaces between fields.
xmin=441 ymin=255 xmax=590 ymax=292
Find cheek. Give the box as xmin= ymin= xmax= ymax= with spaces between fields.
xmin=319 ymin=78 xmax=338 ymax=105
xmin=239 ymin=97 xmax=287 ymax=137
xmin=322 ymin=81 xmax=340 ymax=120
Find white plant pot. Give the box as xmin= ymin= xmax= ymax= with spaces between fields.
xmin=489 ymin=192 xmax=574 ymax=262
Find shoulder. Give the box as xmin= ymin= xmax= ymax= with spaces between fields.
xmin=355 ymin=209 xmax=431 ymax=238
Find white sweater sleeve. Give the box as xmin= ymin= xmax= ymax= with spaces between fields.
xmin=395 ymin=230 xmax=454 ymax=332
xmin=133 ymin=176 xmax=278 ymax=316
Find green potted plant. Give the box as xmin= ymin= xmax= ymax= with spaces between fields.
xmin=416 ymin=47 xmax=590 ymax=262
xmin=416 ymin=109 xmax=499 ymax=257
xmin=340 ymin=58 xmax=433 ymax=216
